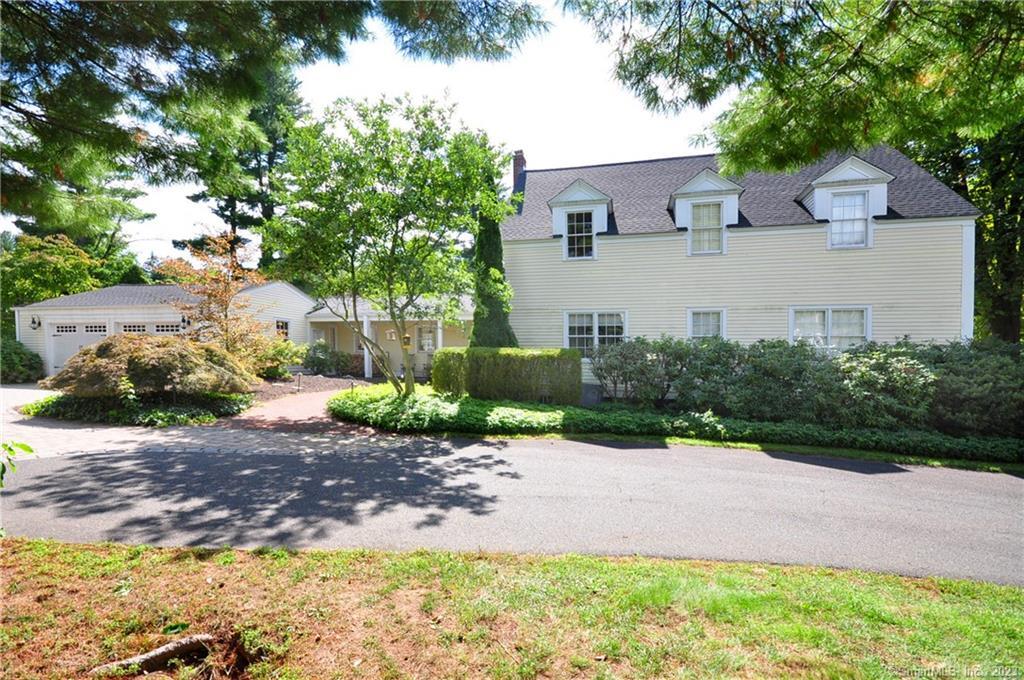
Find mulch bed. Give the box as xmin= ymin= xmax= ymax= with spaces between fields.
xmin=250 ymin=375 xmax=369 ymax=402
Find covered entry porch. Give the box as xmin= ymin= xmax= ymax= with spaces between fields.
xmin=307 ymin=313 xmax=472 ymax=380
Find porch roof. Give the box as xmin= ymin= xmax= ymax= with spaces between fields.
xmin=306 ymin=296 xmax=473 ymax=322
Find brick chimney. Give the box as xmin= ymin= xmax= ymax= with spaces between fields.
xmin=512 ymin=149 xmax=526 ymax=195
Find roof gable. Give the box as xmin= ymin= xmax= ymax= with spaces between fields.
xmin=671 ymin=168 xmax=743 ymax=196
xmin=811 ymin=155 xmax=895 ymax=186
xmin=546 ymin=178 xmax=611 ymax=207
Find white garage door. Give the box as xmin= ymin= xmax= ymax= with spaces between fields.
xmin=51 ymin=323 xmax=108 ymax=373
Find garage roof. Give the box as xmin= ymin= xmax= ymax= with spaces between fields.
xmin=15 ymin=285 xmax=198 ymax=310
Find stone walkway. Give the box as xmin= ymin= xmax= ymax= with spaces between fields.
xmin=0 ymin=385 xmax=377 ymax=458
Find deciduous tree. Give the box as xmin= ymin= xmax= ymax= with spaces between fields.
xmin=268 ymin=96 xmax=514 ymax=395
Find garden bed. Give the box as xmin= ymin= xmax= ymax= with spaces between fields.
xmin=328 ymin=385 xmax=1024 ymax=469
xmin=21 ymin=392 xmax=254 ymax=427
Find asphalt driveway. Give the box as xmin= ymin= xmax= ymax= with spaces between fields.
xmin=2 ymin=407 xmax=1021 ymax=585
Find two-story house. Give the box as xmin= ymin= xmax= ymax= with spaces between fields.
xmin=500 ymin=146 xmax=978 ymax=378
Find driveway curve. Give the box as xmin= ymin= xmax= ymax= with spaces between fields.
xmin=2 ymin=386 xmax=1022 ymax=585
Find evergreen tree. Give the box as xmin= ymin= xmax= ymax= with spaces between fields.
xmin=469 ymin=196 xmax=518 ymax=347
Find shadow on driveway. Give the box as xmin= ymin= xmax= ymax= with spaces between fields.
xmin=6 ymin=432 xmax=514 ymax=546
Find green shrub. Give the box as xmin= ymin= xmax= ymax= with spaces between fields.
xmin=591 ymin=336 xmax=675 ymax=404
xmin=327 ymin=385 xmax=1023 ymax=464
xmin=669 ymin=336 xmax=744 ymax=413
xmin=40 ymin=333 xmax=256 ymax=398
xmin=431 ymin=348 xmax=467 ymax=395
xmin=726 ymin=340 xmax=826 ymax=422
xmin=256 ymin=339 xmax=308 ymax=380
xmin=899 ymin=340 xmax=1022 ymax=438
xmin=1 ymin=338 xmax=44 ymax=384
xmin=22 ymin=391 xmax=253 ymax=427
xmin=825 ymin=350 xmax=935 ymax=429
xmin=303 ymin=341 xmax=361 ymax=376
xmin=432 ymin=347 xmax=582 ymax=405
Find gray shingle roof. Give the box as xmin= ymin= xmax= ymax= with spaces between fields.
xmin=16 ymin=285 xmax=198 ymax=310
xmin=501 ymin=145 xmax=979 ymax=240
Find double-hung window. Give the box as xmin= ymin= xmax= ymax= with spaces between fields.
xmin=691 ymin=202 xmax=723 ymax=254
xmin=567 ymin=311 xmax=625 ymax=357
xmin=830 ymin=192 xmax=868 ymax=247
xmin=417 ymin=325 xmax=436 ymax=352
xmin=688 ymin=309 xmax=725 ymax=339
xmin=275 ymin=320 xmax=290 ymax=339
xmin=792 ymin=307 xmax=868 ymax=349
xmin=566 ymin=211 xmax=594 ymax=259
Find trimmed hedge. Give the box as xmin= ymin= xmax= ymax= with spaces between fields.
xmin=1 ymin=338 xmax=44 ymax=384
xmin=328 ymin=385 xmax=1024 ymax=464
xmin=22 ymin=392 xmax=253 ymax=427
xmin=432 ymin=347 xmax=582 ymax=405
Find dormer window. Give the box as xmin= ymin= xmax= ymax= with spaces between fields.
xmin=691 ymin=202 xmax=724 ymax=254
xmin=830 ymin=192 xmax=868 ymax=248
xmin=566 ymin=211 xmax=594 ymax=259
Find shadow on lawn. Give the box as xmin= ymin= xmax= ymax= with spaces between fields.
xmin=5 ymin=429 xmax=514 ymax=547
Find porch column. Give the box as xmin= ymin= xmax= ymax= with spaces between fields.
xmin=362 ymin=317 xmax=372 ymax=378
xmin=436 ymin=319 xmax=443 ymax=350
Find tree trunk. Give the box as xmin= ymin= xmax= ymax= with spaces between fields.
xmin=401 ymin=346 xmax=416 ymax=397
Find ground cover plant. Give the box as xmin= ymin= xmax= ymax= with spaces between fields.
xmin=328 ymin=385 xmax=1024 ymax=467
xmin=22 ymin=391 xmax=253 ymax=428
xmin=1 ymin=538 xmax=1020 ymax=679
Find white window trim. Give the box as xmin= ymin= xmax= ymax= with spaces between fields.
xmin=563 ymin=209 xmax=597 ymax=261
xmin=416 ymin=324 xmax=437 ymax=353
xmin=788 ymin=305 xmax=872 ymax=347
xmin=827 ymin=190 xmax=872 ymax=250
xmin=687 ymin=199 xmax=727 ymax=256
xmin=562 ymin=310 xmax=629 ymax=355
xmin=275 ymin=319 xmax=290 ymax=338
xmin=686 ymin=308 xmax=728 ymax=339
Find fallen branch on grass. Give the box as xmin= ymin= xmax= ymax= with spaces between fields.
xmin=89 ymin=634 xmax=215 ymax=676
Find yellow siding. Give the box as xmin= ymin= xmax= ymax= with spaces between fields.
xmin=504 ymin=222 xmax=965 ymax=348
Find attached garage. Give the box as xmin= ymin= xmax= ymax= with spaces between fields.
xmin=13 ymin=282 xmax=316 ymax=376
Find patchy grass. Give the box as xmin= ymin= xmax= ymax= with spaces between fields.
xmin=2 ymin=539 xmax=1021 ymax=679
xmin=328 ymin=385 xmax=1024 ymax=474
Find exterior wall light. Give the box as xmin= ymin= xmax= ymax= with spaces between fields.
xmin=30 ymin=315 xmax=41 ymax=330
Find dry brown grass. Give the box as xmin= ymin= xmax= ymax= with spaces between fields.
xmin=2 ymin=539 xmax=1021 ymax=679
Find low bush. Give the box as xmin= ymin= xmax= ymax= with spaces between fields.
xmin=40 ymin=333 xmax=256 ymax=398
xmin=432 ymin=347 xmax=582 ymax=405
xmin=328 ymin=385 xmax=1023 ymax=464
xmin=255 ymin=339 xmax=308 ymax=380
xmin=303 ymin=341 xmax=362 ymax=376
xmin=22 ymin=391 xmax=253 ymax=427
xmin=0 ymin=338 xmax=44 ymax=384
xmin=590 ymin=336 xmax=1022 ymax=438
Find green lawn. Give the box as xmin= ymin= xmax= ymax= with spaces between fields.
xmin=327 ymin=385 xmax=1024 ymax=474
xmin=2 ymin=539 xmax=1021 ymax=679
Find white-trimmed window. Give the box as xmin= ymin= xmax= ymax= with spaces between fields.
xmin=121 ymin=323 xmax=147 ymax=333
xmin=55 ymin=324 xmax=77 ymax=334
xmin=830 ymin=192 xmax=868 ymax=247
xmin=791 ymin=307 xmax=869 ymax=349
xmin=417 ymin=325 xmax=436 ymax=352
xmin=84 ymin=324 xmax=107 ymax=334
xmin=691 ymin=202 xmax=724 ymax=254
xmin=566 ymin=211 xmax=594 ymax=259
xmin=566 ymin=311 xmax=625 ymax=357
xmin=688 ymin=309 xmax=725 ymax=339
xmin=154 ymin=323 xmax=181 ymax=334
xmin=275 ymin=320 xmax=289 ymax=338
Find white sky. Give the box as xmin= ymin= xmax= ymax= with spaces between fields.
xmin=6 ymin=6 xmax=734 ymax=262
